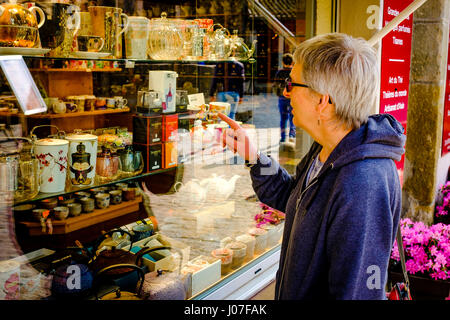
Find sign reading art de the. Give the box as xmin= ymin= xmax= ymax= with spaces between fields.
xmin=379 ymin=0 xmax=414 ymax=183
xmin=441 ymin=24 xmax=450 ymax=156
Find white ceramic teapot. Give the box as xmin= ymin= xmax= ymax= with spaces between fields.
xmin=200 ymin=173 xmax=240 ymax=202
xmin=173 ymin=179 xmax=206 ymax=208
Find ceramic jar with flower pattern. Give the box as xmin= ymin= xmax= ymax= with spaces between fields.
xmin=34 ymin=138 xmax=68 ymax=193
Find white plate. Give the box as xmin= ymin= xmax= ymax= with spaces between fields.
xmin=0 ymin=47 xmax=50 ymax=56
xmin=70 ymin=51 xmax=111 ymax=59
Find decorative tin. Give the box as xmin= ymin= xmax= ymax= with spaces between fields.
xmin=34 ymin=138 xmax=69 ymax=193
xmin=65 ymin=132 xmax=98 ymax=187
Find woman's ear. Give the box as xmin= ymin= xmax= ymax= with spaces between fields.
xmin=316 ymin=93 xmax=331 ymax=118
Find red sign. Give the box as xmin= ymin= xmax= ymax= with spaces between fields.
xmin=441 ymin=24 xmax=450 ymax=156
xmin=380 ymin=0 xmax=414 ymax=184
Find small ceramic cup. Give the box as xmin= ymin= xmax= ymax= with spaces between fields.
xmin=58 ymin=197 xmax=75 ymax=206
xmin=80 ymin=197 xmax=95 ymax=213
xmin=114 ymin=183 xmax=129 ymax=190
xmin=67 ymin=203 xmax=82 ymax=217
xmin=31 ymin=208 xmax=50 ymax=222
xmin=95 ymin=193 xmax=110 ymax=209
xmin=74 ymin=191 xmax=91 ymax=200
xmin=131 ymin=224 xmax=153 ymax=242
xmin=122 ymin=188 xmax=135 ymax=201
xmin=40 ymin=198 xmax=58 ymax=210
xmin=53 ymin=206 xmax=69 ymax=220
xmin=109 ymin=189 xmax=122 ymax=205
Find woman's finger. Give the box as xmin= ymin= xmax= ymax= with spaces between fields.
xmin=218 ymin=112 xmax=241 ymax=130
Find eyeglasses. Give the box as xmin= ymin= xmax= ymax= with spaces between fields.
xmin=284 ymin=78 xmax=309 ymax=93
xmin=284 ymin=78 xmax=332 ymax=104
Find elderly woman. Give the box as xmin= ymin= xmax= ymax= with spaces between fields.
xmin=219 ymin=33 xmax=406 ymax=300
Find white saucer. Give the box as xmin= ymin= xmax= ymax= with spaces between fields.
xmin=70 ymin=51 xmax=111 ymax=59
xmin=0 ymin=47 xmax=50 ymax=56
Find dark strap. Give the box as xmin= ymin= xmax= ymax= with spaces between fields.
xmin=93 ymin=263 xmax=145 ymax=299
xmin=396 ymin=224 xmax=409 ymax=288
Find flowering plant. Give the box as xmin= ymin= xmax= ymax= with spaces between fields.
xmin=435 ymin=181 xmax=450 ymax=218
xmin=254 ymin=203 xmax=285 ymax=228
xmin=391 ymin=218 xmax=450 ymax=281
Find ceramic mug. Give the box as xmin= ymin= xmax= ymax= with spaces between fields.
xmin=83 ymin=95 xmax=96 ymax=111
xmin=66 ymin=96 xmax=85 ymax=112
xmin=95 ymin=193 xmax=110 ymax=209
xmin=65 ymin=102 xmax=78 ymax=113
xmin=95 ymin=97 xmax=107 ymax=109
xmin=106 ymin=98 xmax=116 ymax=109
xmin=77 ymin=35 xmax=105 ymax=52
xmin=52 ymin=101 xmax=66 ymax=114
xmin=109 ymin=189 xmax=122 ymax=205
xmin=113 ymin=96 xmax=127 ymax=109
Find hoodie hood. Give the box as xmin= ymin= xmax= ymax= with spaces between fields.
xmin=328 ymin=114 xmax=406 ymax=169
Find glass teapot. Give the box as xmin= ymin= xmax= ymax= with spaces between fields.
xmin=229 ymin=30 xmax=257 ymax=61
xmin=0 ymin=124 xmax=39 ymax=202
xmin=0 ymin=3 xmax=45 ymax=48
xmin=207 ymin=24 xmax=232 ymax=60
xmin=96 ymin=146 xmax=122 ymax=183
xmin=118 ymin=145 xmax=144 ymax=178
xmin=148 ymin=12 xmax=184 ymax=60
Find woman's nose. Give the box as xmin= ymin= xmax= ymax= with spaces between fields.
xmin=283 ymin=87 xmax=290 ymax=99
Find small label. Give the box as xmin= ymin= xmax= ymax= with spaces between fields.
xmin=125 ymin=60 xmax=135 ymax=68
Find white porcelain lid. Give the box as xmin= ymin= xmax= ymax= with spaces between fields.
xmin=35 ymin=138 xmax=68 ymax=146
xmin=66 ymin=133 xmax=98 ymax=141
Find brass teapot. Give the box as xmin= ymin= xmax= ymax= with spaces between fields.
xmin=0 ymin=3 xmax=45 ymax=48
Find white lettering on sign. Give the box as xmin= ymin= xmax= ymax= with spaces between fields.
xmin=383 ymin=91 xmax=395 ymax=99
xmin=387 ymin=7 xmax=399 ymax=17
xmin=445 ymin=137 xmax=450 ymax=146
xmin=384 ymin=102 xmax=405 ymax=112
xmin=366 ymin=5 xmax=380 ymax=30
xmin=393 ymin=24 xmax=411 ymax=34
xmin=392 ymin=36 xmax=403 ymax=45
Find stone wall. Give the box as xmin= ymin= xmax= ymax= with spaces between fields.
xmin=402 ymin=0 xmax=450 ymax=224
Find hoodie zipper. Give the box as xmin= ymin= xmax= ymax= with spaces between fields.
xmin=277 ymin=162 xmax=334 ymax=299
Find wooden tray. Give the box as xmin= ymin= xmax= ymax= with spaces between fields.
xmin=20 ymin=197 xmax=142 ymax=236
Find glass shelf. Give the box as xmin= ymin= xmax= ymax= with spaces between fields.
xmin=22 ymin=55 xmax=256 ymax=64
xmin=13 ymin=166 xmax=178 ymax=207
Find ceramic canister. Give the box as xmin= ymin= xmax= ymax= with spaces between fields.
xmin=34 ymin=138 xmax=69 ymax=193
xmin=65 ymin=133 xmax=98 ymax=187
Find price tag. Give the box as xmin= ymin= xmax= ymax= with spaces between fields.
xmin=188 ymin=93 xmax=205 ymax=107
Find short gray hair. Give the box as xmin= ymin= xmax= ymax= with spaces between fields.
xmin=293 ymin=33 xmax=379 ymax=129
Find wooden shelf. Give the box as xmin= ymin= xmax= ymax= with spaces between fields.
xmin=0 ymin=107 xmax=130 ymax=119
xmin=20 ymin=196 xmax=142 ymax=236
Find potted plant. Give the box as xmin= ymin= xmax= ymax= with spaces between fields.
xmin=388 ymin=218 xmax=450 ymax=300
